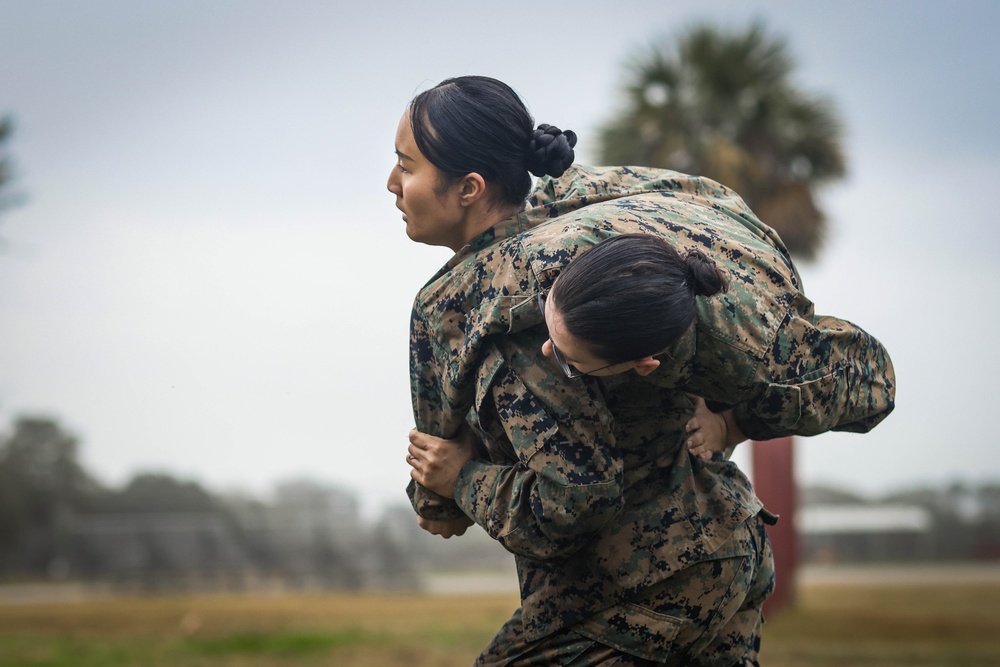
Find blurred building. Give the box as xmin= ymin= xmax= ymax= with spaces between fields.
xmin=67 ymin=481 xmax=375 ymax=592
xmin=798 ymin=503 xmax=934 ymax=563
xmin=69 ymin=512 xmax=250 ymax=590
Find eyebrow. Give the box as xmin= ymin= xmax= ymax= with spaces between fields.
xmin=556 ymin=346 xmax=584 ymax=366
xmin=394 ymin=149 xmax=413 ymax=162
xmin=540 ymin=293 xmax=584 ymax=364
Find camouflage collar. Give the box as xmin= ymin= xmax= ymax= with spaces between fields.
xmin=440 ymin=210 xmax=533 ymax=273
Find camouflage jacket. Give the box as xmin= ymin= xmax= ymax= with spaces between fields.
xmin=407 ymin=165 xmax=895 ymax=638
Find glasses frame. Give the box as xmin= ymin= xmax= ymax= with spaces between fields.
xmin=537 ymin=292 xmax=619 ymax=379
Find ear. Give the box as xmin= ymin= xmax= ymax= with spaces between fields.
xmin=632 ymin=356 xmax=661 ymax=377
xmin=457 ymin=172 xmax=487 ymax=207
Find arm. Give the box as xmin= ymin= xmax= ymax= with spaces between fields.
xmin=732 ymin=300 xmax=896 ymax=441
xmin=449 ymin=336 xmax=625 ymax=561
xmin=406 ymin=304 xmax=471 ymax=521
xmin=406 ymin=425 xmax=478 ymax=538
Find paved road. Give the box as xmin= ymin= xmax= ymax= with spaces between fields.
xmin=3 ymin=562 xmax=1000 ymax=604
xmin=798 ymin=561 xmax=1000 ymax=586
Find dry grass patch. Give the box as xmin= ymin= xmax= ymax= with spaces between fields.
xmin=2 ymin=579 xmax=999 ymax=666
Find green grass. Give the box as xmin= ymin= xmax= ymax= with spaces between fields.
xmin=186 ymin=629 xmax=375 ymax=656
xmin=0 ymin=578 xmax=998 ymax=666
xmin=0 ymin=592 xmax=515 ymax=667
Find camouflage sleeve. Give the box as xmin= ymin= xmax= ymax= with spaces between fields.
xmin=732 ymin=294 xmax=896 ymax=440
xmin=407 ymin=305 xmax=468 ymax=521
xmin=452 ymin=336 xmax=624 ymax=560
xmin=406 ymin=479 xmax=467 ymax=521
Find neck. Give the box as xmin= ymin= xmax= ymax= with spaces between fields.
xmin=485 ymin=201 xmax=524 ymax=227
xmin=453 ymin=200 xmax=523 ymax=251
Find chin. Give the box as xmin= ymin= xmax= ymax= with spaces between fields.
xmin=406 ymin=227 xmax=444 ymax=248
xmin=404 ymin=223 xmax=420 ymax=243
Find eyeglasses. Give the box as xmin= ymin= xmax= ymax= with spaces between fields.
xmin=537 ymin=292 xmax=620 ymax=379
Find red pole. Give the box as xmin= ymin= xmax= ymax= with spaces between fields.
xmin=750 ymin=436 xmax=797 ymax=616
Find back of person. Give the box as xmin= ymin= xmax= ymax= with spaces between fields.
xmin=516 ymin=164 xmax=894 ymax=439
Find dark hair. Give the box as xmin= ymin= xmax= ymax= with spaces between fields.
xmin=408 ymin=76 xmax=577 ymax=207
xmin=551 ymin=234 xmax=728 ymax=363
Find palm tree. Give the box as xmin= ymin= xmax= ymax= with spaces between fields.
xmin=598 ymin=22 xmax=845 ymax=260
xmin=0 ymin=116 xmax=14 ymax=212
xmin=0 ymin=115 xmax=25 ymax=254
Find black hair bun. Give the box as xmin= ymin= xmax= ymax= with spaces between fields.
xmin=684 ymin=249 xmax=729 ymax=297
xmin=526 ymin=124 xmax=577 ymax=178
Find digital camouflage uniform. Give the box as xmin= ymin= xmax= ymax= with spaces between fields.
xmin=407 ymin=165 xmax=895 ymax=665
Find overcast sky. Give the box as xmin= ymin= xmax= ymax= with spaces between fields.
xmin=1 ymin=0 xmax=998 ymax=517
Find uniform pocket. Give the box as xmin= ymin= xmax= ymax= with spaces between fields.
xmin=473 ymin=343 xmax=507 ymax=412
xmin=574 ymin=521 xmax=757 ymax=663
xmin=756 ymin=364 xmax=845 ymax=435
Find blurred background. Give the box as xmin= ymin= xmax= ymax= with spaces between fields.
xmin=1 ymin=0 xmax=998 ymax=610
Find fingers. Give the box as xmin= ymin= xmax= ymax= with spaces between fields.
xmin=406 ymin=429 xmax=455 ymax=469
xmin=410 ymin=428 xmax=469 ymax=452
xmin=406 ymin=446 xmax=423 ymax=486
xmin=409 ymin=429 xmax=428 ymax=449
xmin=687 ymin=443 xmax=712 ymax=461
xmin=406 ymin=443 xmax=420 ymax=465
xmin=686 ymin=431 xmax=711 ymax=460
xmin=685 ymin=430 xmax=701 ymax=450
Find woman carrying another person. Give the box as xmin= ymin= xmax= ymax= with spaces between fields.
xmin=390 ymin=75 xmax=895 ymax=666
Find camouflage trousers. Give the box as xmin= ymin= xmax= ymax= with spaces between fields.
xmin=474 ymin=513 xmax=774 ymax=667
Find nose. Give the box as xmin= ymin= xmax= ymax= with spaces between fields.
xmin=387 ymin=170 xmax=401 ymax=196
xmin=541 ymin=338 xmax=554 ymax=358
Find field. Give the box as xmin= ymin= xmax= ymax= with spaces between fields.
xmin=1 ymin=568 xmax=999 ymax=666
